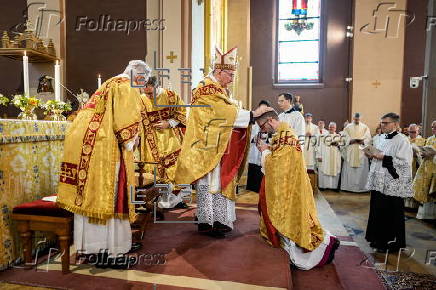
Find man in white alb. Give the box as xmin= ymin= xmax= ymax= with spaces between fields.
xmin=277 ymin=93 xmax=305 ymax=142
xmin=340 ymin=113 xmax=372 ymax=192
xmin=316 ymin=122 xmax=342 ymax=190
xmin=303 ymin=113 xmax=319 ymax=170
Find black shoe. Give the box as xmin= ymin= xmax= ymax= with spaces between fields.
xmin=175 ymin=202 xmax=189 ymax=209
xmin=128 ymin=242 xmax=142 ymax=253
xmin=213 ymin=221 xmax=232 ymax=233
xmin=156 ymin=211 xmax=165 ymax=221
xmin=207 ymin=229 xmax=226 ymax=239
xmin=106 ymin=256 xmax=137 ymax=269
xmin=327 ymin=238 xmax=340 ymax=264
xmin=198 ymin=223 xmax=213 ymax=233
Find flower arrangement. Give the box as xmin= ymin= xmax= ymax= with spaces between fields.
xmin=43 ymin=100 xmax=72 ymax=121
xmin=43 ymin=100 xmax=72 ymax=114
xmin=12 ymin=94 xmax=41 ymax=109
xmin=12 ymin=95 xmax=41 ymax=120
xmin=0 ymin=94 xmax=9 ymax=106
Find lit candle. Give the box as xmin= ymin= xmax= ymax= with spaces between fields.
xmin=23 ymin=51 xmax=30 ymax=96
xmin=98 ymin=74 xmax=102 ymax=88
xmin=54 ymin=60 xmax=61 ymax=101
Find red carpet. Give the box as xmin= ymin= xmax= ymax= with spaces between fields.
xmin=0 ymin=206 xmax=385 ymax=290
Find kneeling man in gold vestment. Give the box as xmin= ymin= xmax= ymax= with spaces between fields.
xmin=256 ymin=110 xmax=340 ymax=270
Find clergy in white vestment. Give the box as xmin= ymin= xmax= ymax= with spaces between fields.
xmin=316 ymin=122 xmax=342 ymax=190
xmin=365 ymin=113 xmax=413 ymax=252
xmin=57 ymin=60 xmax=151 ymax=268
xmin=340 ymin=113 xmax=371 ymax=192
xmin=175 ymin=47 xmax=272 ymax=238
xmin=277 ymin=93 xmax=305 ymax=142
xmin=303 ymin=113 xmax=319 ymax=170
xmin=246 ymin=100 xmax=272 ymax=193
xmin=315 ymin=120 xmax=329 ymax=136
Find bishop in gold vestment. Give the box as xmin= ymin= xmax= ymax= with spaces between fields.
xmin=175 ymin=47 xmax=271 ymax=237
xmin=256 ymin=111 xmax=339 ymax=270
xmin=57 ymin=60 xmax=151 ymax=256
xmin=139 ymin=77 xmax=187 ymax=208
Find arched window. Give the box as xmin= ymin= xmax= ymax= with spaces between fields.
xmin=275 ymin=0 xmax=322 ymax=84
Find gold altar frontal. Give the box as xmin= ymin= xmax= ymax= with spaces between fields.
xmin=0 ymin=119 xmax=69 ymax=270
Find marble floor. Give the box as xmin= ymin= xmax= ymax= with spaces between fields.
xmin=236 ymin=187 xmax=436 ymax=276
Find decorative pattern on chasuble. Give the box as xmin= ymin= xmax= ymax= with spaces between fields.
xmin=262 ymin=122 xmax=324 ymax=251
xmin=0 ymin=120 xmax=68 ymax=270
xmin=413 ymin=136 xmax=436 ymax=202
xmin=174 ymin=77 xmax=249 ymax=201
xmin=139 ymin=89 xmax=186 ymax=182
xmin=57 ymin=77 xmax=142 ymax=224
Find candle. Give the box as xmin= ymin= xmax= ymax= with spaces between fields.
xmin=54 ymin=60 xmax=61 ymax=101
xmin=98 ymin=74 xmax=102 ymax=88
xmin=23 ymin=51 xmax=29 ymax=96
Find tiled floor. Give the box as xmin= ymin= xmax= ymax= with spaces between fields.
xmin=322 ymin=190 xmax=436 ymax=276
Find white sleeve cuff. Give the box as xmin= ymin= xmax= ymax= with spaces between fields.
xmin=260 ymin=149 xmax=272 ymax=174
xmin=168 ymin=119 xmax=179 ymax=128
xmin=233 ymin=109 xmax=251 ymax=128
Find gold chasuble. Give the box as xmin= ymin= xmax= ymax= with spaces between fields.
xmin=260 ymin=122 xmax=324 ymax=251
xmin=57 ymin=77 xmax=142 ymax=224
xmin=413 ymin=136 xmax=436 ymax=203
xmin=139 ymin=88 xmax=186 ymax=182
xmin=174 ymin=77 xmax=250 ymax=201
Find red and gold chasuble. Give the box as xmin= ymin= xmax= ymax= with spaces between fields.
xmin=57 ymin=77 xmax=142 ymax=224
xmin=139 ymin=89 xmax=186 ymax=183
xmin=259 ymin=122 xmax=324 ymax=251
xmin=175 ymin=77 xmax=250 ymax=201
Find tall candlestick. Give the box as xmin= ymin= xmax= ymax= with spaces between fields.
xmin=54 ymin=60 xmax=61 ymax=101
xmin=98 ymin=74 xmax=102 ymax=88
xmin=23 ymin=51 xmax=30 ymax=96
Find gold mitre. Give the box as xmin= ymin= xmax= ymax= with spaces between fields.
xmin=213 ymin=47 xmax=238 ymax=71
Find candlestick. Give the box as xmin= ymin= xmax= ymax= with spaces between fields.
xmin=23 ymin=51 xmax=29 ymax=96
xmin=98 ymin=74 xmax=102 ymax=88
xmin=54 ymin=60 xmax=61 ymax=101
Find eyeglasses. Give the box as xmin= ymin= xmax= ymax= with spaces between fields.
xmin=380 ymin=121 xmax=395 ymax=125
xmin=409 ymin=131 xmax=417 ymax=133
xmin=259 ymin=120 xmax=269 ymax=130
xmin=222 ymin=70 xmax=234 ymax=78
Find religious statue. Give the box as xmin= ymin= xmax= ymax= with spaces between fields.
xmin=37 ymin=75 xmax=54 ymax=93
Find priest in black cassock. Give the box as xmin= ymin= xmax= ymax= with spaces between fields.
xmin=365 ymin=112 xmax=413 ymax=253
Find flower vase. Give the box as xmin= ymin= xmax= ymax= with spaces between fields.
xmin=49 ymin=109 xmax=66 ymax=121
xmin=18 ymin=106 xmax=37 ymax=120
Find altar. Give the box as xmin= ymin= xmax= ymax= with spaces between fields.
xmin=0 ymin=119 xmax=69 ymax=270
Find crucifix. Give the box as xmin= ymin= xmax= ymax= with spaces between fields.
xmin=166 ymin=51 xmax=178 ymax=63
xmin=372 ymin=80 xmax=381 ymax=88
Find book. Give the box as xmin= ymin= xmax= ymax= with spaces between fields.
xmin=359 ymin=144 xmax=381 ymax=156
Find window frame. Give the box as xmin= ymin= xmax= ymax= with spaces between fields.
xmin=273 ymin=0 xmax=326 ymax=87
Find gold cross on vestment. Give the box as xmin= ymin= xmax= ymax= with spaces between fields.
xmin=372 ymin=80 xmax=381 ymax=88
xmin=166 ymin=51 xmax=178 ymax=63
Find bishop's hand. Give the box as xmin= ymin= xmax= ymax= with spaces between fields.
xmin=252 ymin=105 xmax=274 ymax=118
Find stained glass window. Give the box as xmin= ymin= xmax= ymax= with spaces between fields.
xmin=276 ymin=0 xmax=322 ymax=83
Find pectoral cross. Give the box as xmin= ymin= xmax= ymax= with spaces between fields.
xmin=166 ymin=51 xmax=177 ymax=63
xmin=372 ymin=80 xmax=381 ymax=88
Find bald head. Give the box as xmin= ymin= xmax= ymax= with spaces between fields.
xmin=408 ymin=123 xmax=419 ymax=139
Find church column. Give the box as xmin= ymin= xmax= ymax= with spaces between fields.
xmin=422 ymin=0 xmax=436 ymax=136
